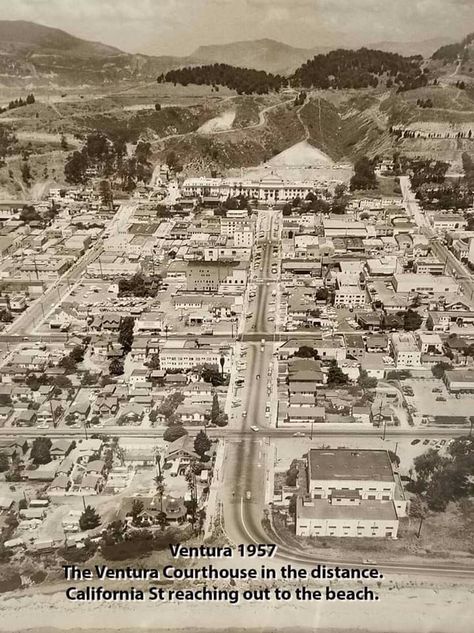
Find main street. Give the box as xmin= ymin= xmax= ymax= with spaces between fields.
xmin=220 ymin=200 xmax=474 ymax=580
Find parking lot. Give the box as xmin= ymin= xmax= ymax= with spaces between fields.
xmin=273 ymin=434 xmax=457 ymax=478
xmin=405 ymin=377 xmax=473 ymax=419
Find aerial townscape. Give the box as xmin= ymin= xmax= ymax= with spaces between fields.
xmin=0 ymin=9 xmax=473 ymax=633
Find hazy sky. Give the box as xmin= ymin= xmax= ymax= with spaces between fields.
xmin=0 ymin=0 xmax=472 ymax=55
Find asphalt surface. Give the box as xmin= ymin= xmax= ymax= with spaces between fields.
xmin=220 ymin=204 xmax=474 ymax=579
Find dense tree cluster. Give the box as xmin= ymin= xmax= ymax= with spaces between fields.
xmin=416 ymin=182 xmax=473 ymax=211
xmin=158 ymin=64 xmax=285 ymax=94
xmin=291 ymin=48 xmax=427 ymax=91
xmin=64 ymin=132 xmax=152 ymax=191
xmin=410 ymin=437 xmax=474 ymax=511
xmin=399 ymin=158 xmax=449 ymax=189
xmin=350 ymin=156 xmax=377 ymax=191
xmin=118 ymin=273 xmax=162 ymax=298
xmin=118 ymin=316 xmax=135 ymax=354
xmin=416 ymin=98 xmax=433 ymax=108
xmin=0 ymin=93 xmax=35 ymax=114
xmin=462 ymin=152 xmax=474 ymax=188
xmin=158 ymin=49 xmax=428 ymax=94
xmin=432 ymin=33 xmax=474 ymax=63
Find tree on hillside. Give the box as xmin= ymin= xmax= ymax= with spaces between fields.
xmin=30 ymin=437 xmax=52 ymax=465
xmin=21 ymin=160 xmax=32 ymax=186
xmin=79 ymin=505 xmax=101 ymax=531
xmin=64 ymin=150 xmax=88 ymax=184
xmin=99 ymin=180 xmax=114 ymax=209
xmin=350 ymin=156 xmax=377 ymax=191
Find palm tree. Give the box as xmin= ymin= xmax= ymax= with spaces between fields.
xmin=154 ymin=453 xmax=165 ymax=513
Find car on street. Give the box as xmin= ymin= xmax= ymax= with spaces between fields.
xmin=293 ymin=432 xmax=305 ymax=437
xmin=250 ymin=425 xmax=259 ymax=432
xmin=435 ymin=396 xmax=446 ymax=401
xmin=246 ymin=491 xmax=252 ymax=500
xmin=242 ymin=410 xmax=247 ymax=417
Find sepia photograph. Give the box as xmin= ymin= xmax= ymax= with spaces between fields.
xmin=0 ymin=1 xmax=473 ymax=632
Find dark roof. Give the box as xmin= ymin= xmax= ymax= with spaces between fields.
xmin=308 ymin=449 xmax=394 ymax=482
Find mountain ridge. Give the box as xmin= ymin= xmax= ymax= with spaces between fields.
xmin=0 ymin=20 xmax=460 ymax=86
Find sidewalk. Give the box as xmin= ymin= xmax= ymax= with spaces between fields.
xmin=203 ymin=438 xmax=226 ymax=539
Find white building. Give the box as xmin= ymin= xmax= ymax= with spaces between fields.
xmin=334 ymin=283 xmax=367 ymax=308
xmin=295 ymin=448 xmax=403 ymax=538
xmin=87 ymin=256 xmax=141 ymax=278
xmin=158 ymin=341 xmax=232 ymax=373
xmin=182 ymin=175 xmax=317 ymax=202
xmin=429 ymin=214 xmax=467 ymax=232
xmin=390 ymin=332 xmax=421 ymax=368
xmin=392 ymin=273 xmax=458 ymax=295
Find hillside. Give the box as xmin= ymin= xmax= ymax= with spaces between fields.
xmin=0 ymin=20 xmax=189 ymax=86
xmin=292 ymin=48 xmax=427 ymax=91
xmin=369 ymin=38 xmax=450 ymax=58
xmin=432 ymin=32 xmax=474 ymax=63
xmin=191 ymin=39 xmax=316 ymax=74
xmin=0 ymin=20 xmax=122 ymax=56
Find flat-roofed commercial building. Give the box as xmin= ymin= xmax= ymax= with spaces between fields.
xmin=444 ymin=370 xmax=474 ymax=393
xmin=295 ymin=448 xmax=402 ymax=538
xmin=392 ymin=273 xmax=458 ymax=294
xmin=296 ymin=497 xmax=399 ymax=538
xmin=307 ymin=448 xmax=396 ymax=501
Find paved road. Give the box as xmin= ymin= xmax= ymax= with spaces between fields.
xmin=400 ymin=175 xmax=474 ymax=301
xmin=221 ymin=196 xmax=474 ymax=579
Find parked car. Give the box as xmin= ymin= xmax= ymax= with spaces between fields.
xmin=411 ymin=439 xmax=420 ymax=445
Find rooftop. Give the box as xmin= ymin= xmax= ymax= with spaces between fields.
xmin=298 ymin=498 xmax=397 ymax=521
xmin=308 ymin=448 xmax=394 ymax=482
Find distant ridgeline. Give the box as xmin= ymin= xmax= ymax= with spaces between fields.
xmin=432 ymin=32 xmax=474 ymax=63
xmin=158 ymin=48 xmax=428 ymax=94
